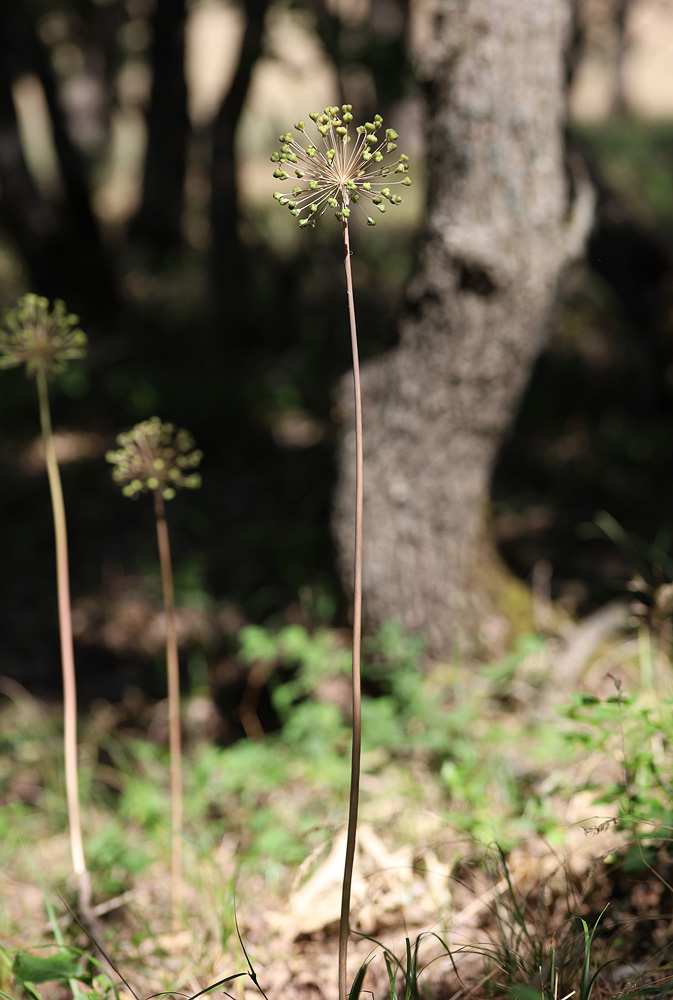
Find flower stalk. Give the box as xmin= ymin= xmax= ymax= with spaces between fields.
xmin=271 ymin=106 xmax=410 ymax=1000
xmin=154 ymin=487 xmax=183 ymax=924
xmin=337 ymin=210 xmax=364 ymax=1000
xmin=0 ymin=295 xmax=91 ymax=919
xmin=106 ymin=417 xmax=202 ymax=927
xmin=36 ymin=360 xmax=91 ymax=915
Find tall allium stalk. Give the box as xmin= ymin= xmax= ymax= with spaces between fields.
xmin=0 ymin=295 xmax=90 ymax=915
xmin=106 ymin=417 xmax=202 ymax=927
xmin=271 ymin=106 xmax=411 ymax=1000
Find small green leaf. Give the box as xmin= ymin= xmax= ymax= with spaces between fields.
xmin=13 ymin=950 xmax=87 ymax=984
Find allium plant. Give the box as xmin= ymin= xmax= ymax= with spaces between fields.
xmin=272 ymin=106 xmax=411 ymax=1000
xmin=106 ymin=417 xmax=202 ymax=926
xmin=0 ymin=294 xmax=91 ymax=918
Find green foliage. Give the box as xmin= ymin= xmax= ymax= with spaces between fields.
xmin=233 ymin=622 xmax=566 ymax=850
xmin=562 ymin=685 xmax=673 ymax=843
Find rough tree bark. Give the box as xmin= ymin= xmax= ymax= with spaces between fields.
xmin=332 ymin=0 xmax=594 ymax=657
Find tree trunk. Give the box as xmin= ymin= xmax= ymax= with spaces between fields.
xmin=332 ymin=0 xmax=594 ymax=657
xmin=129 ymin=0 xmax=189 ymax=251
xmin=0 ymin=59 xmax=62 ymax=298
xmin=211 ymin=0 xmax=271 ymax=324
xmin=0 ymin=2 xmax=116 ymax=320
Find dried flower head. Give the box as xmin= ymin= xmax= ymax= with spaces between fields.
xmin=271 ymin=104 xmax=411 ymax=228
xmin=106 ymin=417 xmax=202 ymax=500
xmin=0 ymin=294 xmax=87 ymax=376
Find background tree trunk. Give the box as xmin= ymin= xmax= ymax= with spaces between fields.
xmin=211 ymin=0 xmax=271 ymax=328
xmin=332 ymin=0 xmax=594 ymax=657
xmin=0 ymin=2 xmax=116 ymax=320
xmin=129 ymin=0 xmax=189 ymax=251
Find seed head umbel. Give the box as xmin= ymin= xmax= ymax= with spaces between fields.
xmin=0 ymin=294 xmax=87 ymax=376
xmin=271 ymin=105 xmax=411 ymax=228
xmin=106 ymin=417 xmax=202 ymax=500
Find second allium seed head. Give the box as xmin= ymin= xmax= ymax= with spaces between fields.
xmin=106 ymin=417 xmax=202 ymax=500
xmin=271 ymin=105 xmax=411 ymax=228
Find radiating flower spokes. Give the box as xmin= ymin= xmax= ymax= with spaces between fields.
xmin=271 ymin=104 xmax=411 ymax=228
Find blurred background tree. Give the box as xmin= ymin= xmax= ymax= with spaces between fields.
xmin=0 ymin=0 xmax=672 ymax=691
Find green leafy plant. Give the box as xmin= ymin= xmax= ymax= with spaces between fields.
xmin=0 ymin=295 xmax=91 ymax=919
xmin=271 ymin=104 xmax=411 ymax=1000
xmin=106 ymin=416 xmax=202 ymax=926
xmin=563 ymin=681 xmax=673 ymax=851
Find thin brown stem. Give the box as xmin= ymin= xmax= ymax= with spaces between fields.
xmin=338 ymin=215 xmax=364 ymax=1000
xmin=153 ymin=490 xmax=183 ymax=928
xmin=36 ymin=363 xmax=91 ymax=916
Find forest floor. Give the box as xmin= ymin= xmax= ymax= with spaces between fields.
xmin=3 ymin=616 xmax=673 ymax=1000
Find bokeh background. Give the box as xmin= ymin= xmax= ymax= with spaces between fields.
xmin=1 ymin=0 xmax=673 ymax=706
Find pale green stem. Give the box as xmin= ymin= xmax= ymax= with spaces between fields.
xmin=36 ymin=363 xmax=91 ymax=913
xmin=338 ymin=214 xmax=364 ymax=1000
xmin=153 ymin=490 xmax=183 ymax=928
